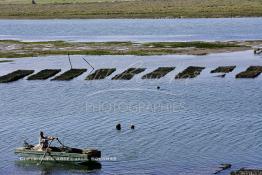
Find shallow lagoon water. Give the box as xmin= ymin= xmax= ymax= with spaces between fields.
xmin=0 ymin=18 xmax=262 ymax=42
xmin=0 ymin=51 xmax=262 ymax=175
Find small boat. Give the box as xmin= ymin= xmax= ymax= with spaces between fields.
xmin=15 ymin=139 xmax=101 ymax=164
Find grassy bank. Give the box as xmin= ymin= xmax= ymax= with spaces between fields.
xmin=0 ymin=40 xmax=254 ymax=58
xmin=0 ymin=0 xmax=262 ymax=19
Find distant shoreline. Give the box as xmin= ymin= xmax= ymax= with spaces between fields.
xmin=0 ymin=40 xmax=260 ymax=58
xmin=1 ymin=16 xmax=262 ymax=20
xmin=0 ymin=0 xmax=262 ymax=19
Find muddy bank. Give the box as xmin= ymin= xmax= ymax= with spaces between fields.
xmin=0 ymin=40 xmax=258 ymax=58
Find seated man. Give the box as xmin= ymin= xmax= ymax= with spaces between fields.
xmin=34 ymin=131 xmax=56 ymax=151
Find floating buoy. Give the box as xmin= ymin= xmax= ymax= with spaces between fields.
xmin=130 ymin=125 xmax=135 ymax=129
xmin=116 ymin=123 xmax=121 ymax=130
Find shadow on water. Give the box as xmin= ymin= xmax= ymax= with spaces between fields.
xmin=15 ymin=160 xmax=102 ymax=175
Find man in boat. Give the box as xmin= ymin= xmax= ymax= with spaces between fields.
xmin=34 ymin=131 xmax=56 ymax=151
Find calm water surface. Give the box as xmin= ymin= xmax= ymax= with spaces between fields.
xmin=0 ymin=18 xmax=262 ymax=42
xmin=0 ymin=51 xmax=262 ymax=175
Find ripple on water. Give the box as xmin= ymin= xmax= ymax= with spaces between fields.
xmin=1 ymin=52 xmax=262 ymax=174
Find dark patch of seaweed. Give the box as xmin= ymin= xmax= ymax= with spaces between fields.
xmin=86 ymin=68 xmax=116 ymax=80
xmin=112 ymin=68 xmax=146 ymax=80
xmin=211 ymin=66 xmax=236 ymax=73
xmin=27 ymin=69 xmax=61 ymax=80
xmin=214 ymin=74 xmax=226 ymax=78
xmin=141 ymin=67 xmax=175 ymax=79
xmin=214 ymin=164 xmax=232 ymax=174
xmin=0 ymin=70 xmax=34 ymax=83
xmin=0 ymin=60 xmax=13 ymax=63
xmin=236 ymin=66 xmax=262 ymax=78
xmin=52 ymin=69 xmax=87 ymax=81
xmin=231 ymin=168 xmax=262 ymax=175
xmin=175 ymin=66 xmax=205 ymax=79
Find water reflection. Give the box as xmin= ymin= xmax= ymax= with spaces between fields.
xmin=15 ymin=161 xmax=102 ymax=175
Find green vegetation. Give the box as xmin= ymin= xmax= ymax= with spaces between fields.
xmin=142 ymin=67 xmax=175 ymax=79
xmin=175 ymin=66 xmax=205 ymax=79
xmin=0 ymin=70 xmax=34 ymax=83
xmin=0 ymin=50 xmax=179 ymax=58
xmin=0 ymin=0 xmax=261 ymax=19
xmin=0 ymin=0 xmax=123 ymax=4
xmin=143 ymin=42 xmax=241 ymax=49
xmin=36 ymin=50 xmax=114 ymax=56
xmin=112 ymin=68 xmax=146 ymax=80
xmin=0 ymin=40 xmax=254 ymax=58
xmin=0 ymin=53 xmax=35 ymax=58
xmin=52 ymin=69 xmax=87 ymax=80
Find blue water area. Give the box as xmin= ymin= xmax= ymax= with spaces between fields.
xmin=0 ymin=51 xmax=262 ymax=174
xmin=0 ymin=18 xmax=262 ymax=42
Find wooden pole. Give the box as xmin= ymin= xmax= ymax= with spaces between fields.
xmin=68 ymin=53 xmax=73 ymax=69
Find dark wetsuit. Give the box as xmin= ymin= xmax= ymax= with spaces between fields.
xmin=39 ymin=136 xmax=49 ymax=149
